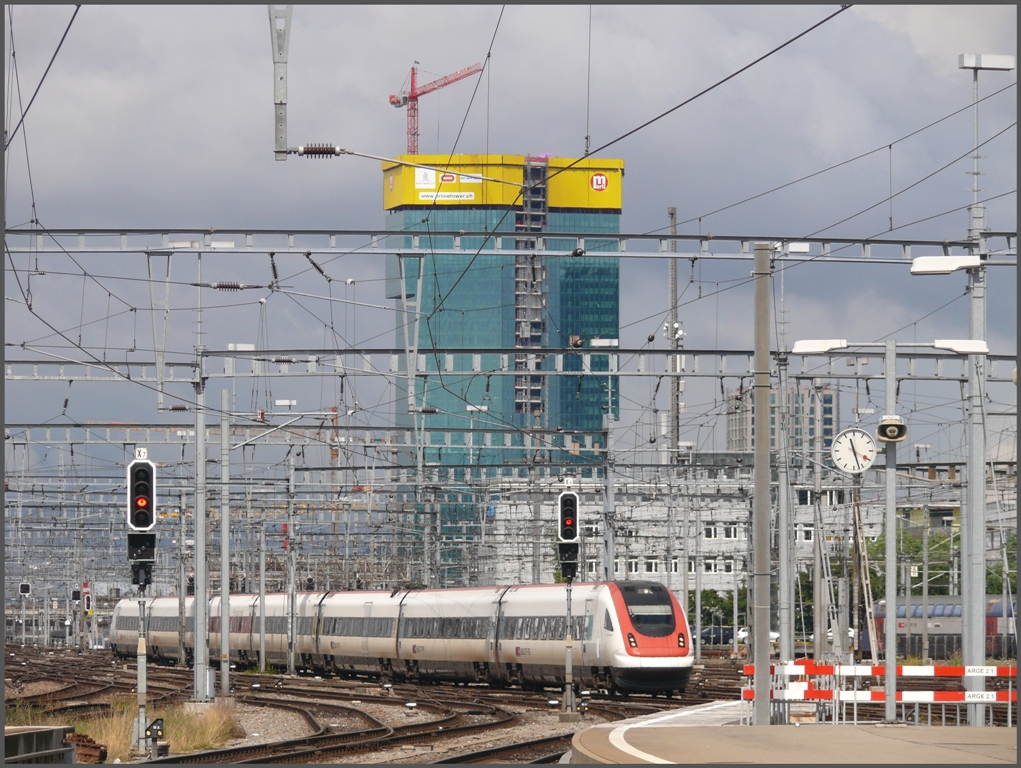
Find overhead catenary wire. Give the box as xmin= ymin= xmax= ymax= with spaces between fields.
xmin=4 ymin=5 xmax=81 ymax=152
xmin=427 ymin=5 xmax=853 ymax=317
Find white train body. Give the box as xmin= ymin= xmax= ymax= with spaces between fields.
xmin=110 ymin=581 xmax=693 ymax=693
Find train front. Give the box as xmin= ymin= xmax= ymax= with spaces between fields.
xmin=607 ymin=581 xmax=693 ymax=693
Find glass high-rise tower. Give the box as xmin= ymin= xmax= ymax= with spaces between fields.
xmin=383 ymin=154 xmax=623 ymax=478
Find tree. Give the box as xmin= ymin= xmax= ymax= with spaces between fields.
xmin=986 ymin=533 xmax=1017 ymax=597
xmin=864 ymin=527 xmax=957 ymax=600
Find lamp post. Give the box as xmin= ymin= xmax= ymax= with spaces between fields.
xmin=912 ymin=46 xmax=1014 ymax=710
xmin=791 ymin=338 xmax=984 ymax=722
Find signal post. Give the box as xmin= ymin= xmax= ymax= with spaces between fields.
xmin=126 ymin=448 xmax=157 ymax=754
xmin=557 ymin=490 xmax=580 ymax=721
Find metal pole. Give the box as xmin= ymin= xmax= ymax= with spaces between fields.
xmin=813 ymin=384 xmax=827 ymax=662
xmin=601 ymin=411 xmax=615 ymax=582
xmin=922 ymin=516 xmax=929 ymax=662
xmin=259 ymin=522 xmax=266 ymax=673
xmin=136 ymin=598 xmax=147 ymax=754
xmin=531 ymin=463 xmax=541 ymax=584
xmin=668 ymin=207 xmax=679 ymax=464
xmin=777 ymin=354 xmax=793 ymax=660
xmin=564 ymin=578 xmax=575 ymax=714
xmin=752 ymin=242 xmax=771 ymax=725
xmin=179 ymin=489 xmax=186 ymax=666
xmin=21 ymin=596 xmax=26 ymax=646
xmin=884 ymin=339 xmax=898 ymax=722
xmin=219 ymin=389 xmax=231 ymax=698
xmin=734 ymin=563 xmax=740 ymax=658
xmin=682 ymin=492 xmax=689 ymax=622
xmin=193 ymin=352 xmax=208 ymax=701
xmin=286 ymin=455 xmax=296 ymax=675
xmin=965 ymin=265 xmax=987 ymax=725
xmin=695 ymin=498 xmax=702 ymax=664
xmin=965 ymin=60 xmax=989 ymax=729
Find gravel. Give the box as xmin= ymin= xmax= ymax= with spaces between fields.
xmin=224 ymin=703 xmax=318 ymax=748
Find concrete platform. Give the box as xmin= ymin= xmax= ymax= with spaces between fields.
xmin=570 ymin=701 xmax=1018 ymax=764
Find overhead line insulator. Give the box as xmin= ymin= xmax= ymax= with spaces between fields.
xmin=298 ymin=144 xmax=342 ymax=158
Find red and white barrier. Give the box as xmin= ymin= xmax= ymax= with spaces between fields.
xmin=742 ymin=688 xmax=1017 ymax=703
xmin=744 ymin=662 xmax=1016 ymax=678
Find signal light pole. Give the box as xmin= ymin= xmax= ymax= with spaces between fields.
xmin=557 ymin=490 xmax=580 ymax=720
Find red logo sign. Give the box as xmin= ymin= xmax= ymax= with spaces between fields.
xmin=440 ymin=173 xmax=456 ymax=183
xmin=590 ymin=173 xmax=608 ymax=192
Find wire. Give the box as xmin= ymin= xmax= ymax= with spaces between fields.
xmin=804 ymin=121 xmax=1016 ymax=237
xmin=661 ymin=82 xmax=1017 ymax=234
xmin=428 ymin=5 xmax=852 ymax=318
xmin=4 ymin=5 xmax=81 ymax=151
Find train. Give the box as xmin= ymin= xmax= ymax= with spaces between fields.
xmin=864 ymin=594 xmax=1016 ymax=660
xmin=110 ymin=580 xmax=694 ymax=694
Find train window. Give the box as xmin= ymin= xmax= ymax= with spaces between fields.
xmin=912 ymin=606 xmax=922 ymax=618
xmin=896 ymin=605 xmax=906 ymax=618
xmin=620 ymin=584 xmax=676 ymax=637
xmin=538 ymin=617 xmax=549 ymax=641
xmin=933 ymin=605 xmax=945 ymax=617
xmin=953 ymin=605 xmax=961 ymax=617
xmin=604 ymin=610 xmax=614 ymax=632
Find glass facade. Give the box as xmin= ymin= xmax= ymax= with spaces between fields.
xmin=385 ymin=201 xmax=620 ymax=471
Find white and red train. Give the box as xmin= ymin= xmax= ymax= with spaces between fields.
xmin=110 ymin=581 xmax=693 ymax=694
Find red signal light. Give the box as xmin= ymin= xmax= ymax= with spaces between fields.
xmin=136 ymin=497 xmax=149 ymax=508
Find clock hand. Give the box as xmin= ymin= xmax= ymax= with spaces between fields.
xmin=850 ymin=440 xmax=862 ymax=469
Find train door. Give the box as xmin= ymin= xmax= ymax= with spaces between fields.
xmin=247 ymin=597 xmax=257 ymax=655
xmin=487 ymin=599 xmax=501 ymax=669
xmin=313 ymin=594 xmax=329 ymax=657
xmin=581 ymin=598 xmax=595 ymax=667
xmin=362 ymin=602 xmax=372 ymax=656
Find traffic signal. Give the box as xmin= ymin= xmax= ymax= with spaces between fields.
xmin=84 ymin=594 xmax=92 ymax=615
xmin=145 ymin=718 xmax=164 ymax=741
xmin=127 ymin=459 xmax=156 ymax=531
xmin=72 ymin=589 xmax=81 ymax=601
xmin=131 ymin=563 xmax=152 ymax=587
xmin=557 ymin=491 xmax=580 ymax=543
xmin=19 ymin=583 xmax=30 ymax=596
xmin=127 ymin=532 xmax=157 ymax=562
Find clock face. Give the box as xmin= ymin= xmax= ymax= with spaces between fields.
xmin=830 ymin=428 xmax=877 ymax=474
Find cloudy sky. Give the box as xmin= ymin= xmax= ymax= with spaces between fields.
xmin=4 ymin=5 xmax=1017 ymax=469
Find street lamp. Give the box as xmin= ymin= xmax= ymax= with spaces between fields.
xmin=913 ymin=47 xmax=1012 ymax=723
xmin=792 ymin=338 xmax=982 ymax=723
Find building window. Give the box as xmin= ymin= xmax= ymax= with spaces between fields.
xmin=724 ymin=559 xmax=734 ymax=573
xmin=704 ymin=525 xmax=717 ymax=539
xmin=798 ymin=489 xmax=809 ymax=505
xmin=671 ymin=558 xmax=679 ymax=573
xmin=688 ymin=558 xmax=695 ymax=574
xmin=628 ymin=559 xmax=639 ymax=574
xmin=587 ymin=560 xmax=598 ymax=574
xmin=801 ymin=526 xmax=814 ymax=542
xmin=644 ymin=559 xmax=659 ymax=573
xmin=613 ymin=559 xmax=620 ymax=574
xmin=723 ymin=525 xmax=738 ymax=539
xmin=703 ymin=559 xmax=718 ymax=573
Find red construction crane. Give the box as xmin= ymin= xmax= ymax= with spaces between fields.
xmin=389 ymin=62 xmax=483 ymax=155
